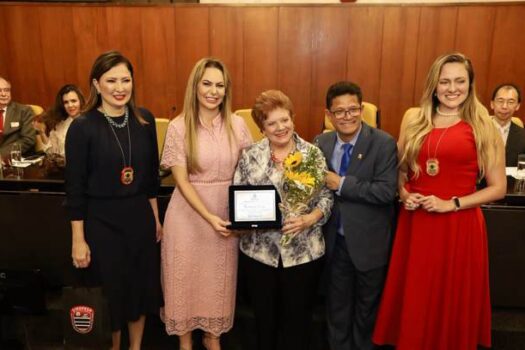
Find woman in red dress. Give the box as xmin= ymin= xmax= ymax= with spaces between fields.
xmin=373 ymin=52 xmax=506 ymax=350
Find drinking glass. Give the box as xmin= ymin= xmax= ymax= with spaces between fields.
xmin=517 ymin=154 xmax=525 ymax=179
xmin=514 ymin=154 xmax=525 ymax=193
xmin=10 ymin=143 xmax=22 ymax=165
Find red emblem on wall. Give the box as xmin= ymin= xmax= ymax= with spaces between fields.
xmin=70 ymin=305 xmax=95 ymax=334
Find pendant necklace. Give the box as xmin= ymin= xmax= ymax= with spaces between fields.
xmin=426 ymin=125 xmax=451 ymax=176
xmin=103 ymin=107 xmax=134 ymax=185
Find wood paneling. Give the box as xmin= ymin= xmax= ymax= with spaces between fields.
xmin=379 ymin=6 xmax=420 ymax=136
xmin=70 ymin=6 xmax=108 ymax=95
xmin=488 ymin=5 xmax=525 ymax=109
xmin=346 ymin=7 xmax=384 ymax=106
xmin=311 ymin=7 xmax=349 ymax=136
xmin=174 ymin=7 xmax=210 ymax=114
xmin=210 ymin=7 xmax=245 ymax=110
xmin=242 ymin=7 xmax=279 ymax=110
xmin=413 ymin=6 xmax=457 ymax=101
xmin=2 ymin=3 xmax=525 ymax=141
xmin=278 ymin=7 xmax=313 ymax=138
xmin=139 ymin=7 xmax=177 ymax=118
xmin=456 ymin=6 xmax=495 ymax=105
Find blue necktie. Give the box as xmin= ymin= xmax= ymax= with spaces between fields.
xmin=337 ymin=143 xmax=352 ymax=236
xmin=338 ymin=143 xmax=353 ymax=176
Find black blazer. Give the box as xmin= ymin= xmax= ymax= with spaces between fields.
xmin=315 ymin=123 xmax=398 ymax=271
xmin=505 ymin=122 xmax=525 ymax=167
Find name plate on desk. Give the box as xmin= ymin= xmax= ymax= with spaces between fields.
xmin=227 ymin=185 xmax=282 ymax=229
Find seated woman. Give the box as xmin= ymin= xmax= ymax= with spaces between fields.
xmin=36 ymin=84 xmax=85 ymax=157
xmin=233 ymin=90 xmax=333 ymax=350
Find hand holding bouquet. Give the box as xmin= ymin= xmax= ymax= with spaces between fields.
xmin=279 ymin=148 xmax=325 ymax=245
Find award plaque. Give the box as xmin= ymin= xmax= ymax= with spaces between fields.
xmin=227 ymin=185 xmax=282 ymax=229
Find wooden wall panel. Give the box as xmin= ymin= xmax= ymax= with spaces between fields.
xmin=3 ymin=5 xmax=48 ymax=106
xmin=413 ymin=6 xmax=457 ymax=102
xmin=311 ymin=7 xmax=350 ymax=136
xmin=104 ymin=7 xmax=147 ymax=107
xmin=139 ymin=7 xmax=177 ymax=118
xmin=2 ymin=3 xmax=525 ymax=140
xmin=488 ymin=5 xmax=525 ymax=118
xmin=209 ymin=7 xmax=245 ymax=111
xmin=38 ymin=6 xmax=78 ymax=104
xmin=277 ymin=7 xmax=313 ymax=138
xmin=455 ymin=6 xmax=495 ymax=106
xmin=242 ymin=7 xmax=279 ymax=109
xmin=379 ymin=6 xmax=421 ymax=136
xmin=174 ymin=7 xmax=210 ymax=114
xmin=346 ymin=7 xmax=384 ymax=106
xmin=71 ymin=6 xmax=109 ymax=96
xmin=0 ymin=8 xmax=8 ymax=79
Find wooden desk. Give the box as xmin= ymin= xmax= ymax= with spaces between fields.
xmin=1 ymin=165 xmax=524 ymax=307
xmin=0 ymin=164 xmax=174 ymax=287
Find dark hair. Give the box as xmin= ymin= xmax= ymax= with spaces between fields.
xmin=251 ymin=90 xmax=294 ymax=131
xmin=325 ymin=81 xmax=362 ymax=109
xmin=491 ymin=83 xmax=522 ymax=103
xmin=44 ymin=85 xmax=85 ymax=134
xmin=83 ymin=51 xmax=146 ymax=124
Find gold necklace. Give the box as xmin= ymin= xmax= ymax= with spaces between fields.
xmin=425 ymin=125 xmax=451 ymax=176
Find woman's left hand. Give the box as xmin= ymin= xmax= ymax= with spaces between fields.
xmin=155 ymin=220 xmax=163 ymax=242
xmin=282 ymin=214 xmax=316 ymax=235
xmin=420 ymin=195 xmax=455 ymax=213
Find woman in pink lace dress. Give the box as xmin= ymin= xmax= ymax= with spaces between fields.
xmin=160 ymin=57 xmax=252 ymax=350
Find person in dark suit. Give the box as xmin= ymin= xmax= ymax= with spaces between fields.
xmin=0 ymin=76 xmax=36 ymax=157
xmin=490 ymin=83 xmax=525 ymax=167
xmin=315 ymin=81 xmax=397 ymax=350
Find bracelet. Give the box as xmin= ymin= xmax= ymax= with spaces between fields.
xmin=451 ymin=196 xmax=461 ymax=211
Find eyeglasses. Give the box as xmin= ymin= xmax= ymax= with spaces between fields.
xmin=494 ymin=98 xmax=518 ymax=107
xmin=0 ymin=88 xmax=11 ymax=93
xmin=330 ymin=107 xmax=361 ymax=119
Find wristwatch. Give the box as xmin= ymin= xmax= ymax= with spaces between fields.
xmin=451 ymin=196 xmax=461 ymax=211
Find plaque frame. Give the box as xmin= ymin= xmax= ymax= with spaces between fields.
xmin=227 ymin=184 xmax=282 ymax=229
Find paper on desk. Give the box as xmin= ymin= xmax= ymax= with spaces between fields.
xmin=11 ymin=161 xmax=32 ymax=168
xmin=21 ymin=155 xmax=44 ymax=165
xmin=506 ymin=167 xmax=518 ymax=178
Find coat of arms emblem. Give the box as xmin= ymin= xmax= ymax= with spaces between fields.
xmin=70 ymin=305 xmax=95 ymax=334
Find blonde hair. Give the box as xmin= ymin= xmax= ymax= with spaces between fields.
xmin=401 ymin=52 xmax=499 ymax=178
xmin=183 ymin=57 xmax=236 ymax=173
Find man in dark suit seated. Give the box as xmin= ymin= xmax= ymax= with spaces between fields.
xmin=490 ymin=83 xmax=525 ymax=167
xmin=315 ymin=81 xmax=398 ymax=350
xmin=0 ymin=76 xmax=36 ymax=158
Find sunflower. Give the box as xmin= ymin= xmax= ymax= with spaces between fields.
xmin=285 ymin=170 xmax=315 ymax=187
xmin=284 ymin=151 xmax=302 ymax=169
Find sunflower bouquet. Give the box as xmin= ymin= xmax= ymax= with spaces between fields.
xmin=279 ymin=148 xmax=325 ymax=245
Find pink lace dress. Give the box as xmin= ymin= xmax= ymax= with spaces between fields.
xmin=160 ymin=114 xmax=251 ymax=336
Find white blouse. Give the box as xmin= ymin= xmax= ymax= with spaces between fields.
xmin=42 ymin=117 xmax=74 ymax=156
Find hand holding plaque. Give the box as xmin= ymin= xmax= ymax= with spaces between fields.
xmin=227 ymin=185 xmax=282 ymax=230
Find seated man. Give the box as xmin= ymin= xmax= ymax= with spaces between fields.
xmin=0 ymin=76 xmax=36 ymax=158
xmin=491 ymin=83 xmax=525 ymax=167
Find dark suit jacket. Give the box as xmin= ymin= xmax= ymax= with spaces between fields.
xmin=315 ymin=123 xmax=398 ymax=271
xmin=0 ymin=101 xmax=36 ymax=157
xmin=505 ymin=122 xmax=525 ymax=167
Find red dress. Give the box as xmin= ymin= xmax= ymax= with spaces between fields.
xmin=373 ymin=121 xmax=491 ymax=350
